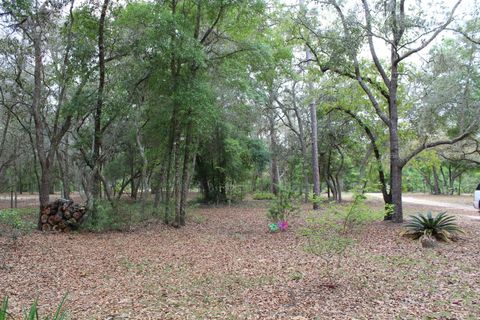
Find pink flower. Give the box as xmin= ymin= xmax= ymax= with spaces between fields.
xmin=278 ymin=220 xmax=288 ymax=231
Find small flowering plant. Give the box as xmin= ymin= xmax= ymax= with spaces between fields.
xmin=278 ymin=220 xmax=288 ymax=231
xmin=268 ymin=223 xmax=279 ymax=232
xmin=267 ymin=188 xmax=299 ymax=232
xmin=268 ymin=221 xmax=289 ymax=233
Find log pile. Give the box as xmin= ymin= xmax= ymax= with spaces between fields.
xmin=40 ymin=199 xmax=87 ymax=232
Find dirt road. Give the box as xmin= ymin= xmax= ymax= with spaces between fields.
xmin=367 ymin=193 xmax=480 ymax=220
xmin=0 ymin=192 xmax=83 ymax=210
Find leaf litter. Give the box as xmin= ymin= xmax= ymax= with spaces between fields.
xmin=1 ymin=200 xmax=479 ymax=319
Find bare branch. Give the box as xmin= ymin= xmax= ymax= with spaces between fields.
xmin=396 ymin=0 xmax=462 ymax=63
xmin=360 ymin=0 xmax=391 ymax=87
xmin=401 ymin=130 xmax=472 ymax=168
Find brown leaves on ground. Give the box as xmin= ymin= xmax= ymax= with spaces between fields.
xmin=1 ymin=201 xmax=480 ymax=319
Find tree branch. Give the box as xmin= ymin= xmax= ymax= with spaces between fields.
xmin=401 ymin=130 xmax=472 ymax=168
xmin=396 ymin=0 xmax=462 ymax=64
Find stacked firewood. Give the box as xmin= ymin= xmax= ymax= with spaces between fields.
xmin=40 ymin=199 xmax=87 ymax=232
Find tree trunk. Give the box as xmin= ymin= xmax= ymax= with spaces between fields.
xmin=91 ymin=0 xmax=109 ymax=212
xmin=153 ymin=169 xmax=164 ymax=209
xmin=310 ymin=103 xmax=321 ymax=209
xmin=172 ymin=130 xmax=182 ymax=227
xmin=389 ymin=47 xmax=403 ymax=222
xmin=179 ymin=122 xmax=194 ymax=226
xmin=268 ymin=112 xmax=280 ymax=196
xmin=165 ymin=0 xmax=180 ymax=223
xmin=432 ymin=166 xmax=441 ymax=195
xmin=131 ymin=178 xmax=139 ymax=199
xmin=31 ymin=27 xmax=52 ymax=229
xmin=390 ymin=162 xmax=403 ymax=222
xmin=334 ymin=145 xmax=344 ymax=203
xmin=57 ymin=137 xmax=71 ymax=200
xmin=458 ymin=174 xmax=462 ymax=195
xmin=440 ymin=166 xmax=449 ymax=194
xmin=37 ymin=169 xmax=51 ymax=228
xmin=293 ymin=104 xmax=309 ymax=203
xmin=164 ymin=142 xmax=174 ymax=222
xmin=136 ymin=126 xmax=148 ymax=214
xmin=448 ymin=166 xmax=455 ymax=195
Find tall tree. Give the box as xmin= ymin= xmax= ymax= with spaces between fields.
xmin=299 ymin=0 xmax=477 ymax=221
xmin=91 ymin=0 xmax=110 ymax=210
xmin=0 ymin=0 xmax=78 ymax=228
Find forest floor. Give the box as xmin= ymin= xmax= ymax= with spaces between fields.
xmin=1 ymin=196 xmax=480 ymax=319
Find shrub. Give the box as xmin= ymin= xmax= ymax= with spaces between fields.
xmin=0 ymin=209 xmax=36 ymax=241
xmin=0 ymin=295 xmax=67 ymax=320
xmin=300 ymin=194 xmax=383 ymax=285
xmin=267 ymin=188 xmax=299 ymax=224
xmin=308 ymin=192 xmax=325 ymax=207
xmin=82 ymin=201 xmax=116 ymax=232
xmin=82 ymin=199 xmax=158 ymax=232
xmin=401 ymin=212 xmax=463 ymax=242
xmin=384 ymin=203 xmax=395 ymax=220
xmin=252 ymin=192 xmax=275 ymax=200
xmin=227 ymin=185 xmax=247 ymax=203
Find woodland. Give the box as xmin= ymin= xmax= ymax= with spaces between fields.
xmin=1 ymin=0 xmax=480 ymax=318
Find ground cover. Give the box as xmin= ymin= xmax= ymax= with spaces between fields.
xmin=1 ymin=197 xmax=479 ymax=319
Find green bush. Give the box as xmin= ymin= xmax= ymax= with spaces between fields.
xmin=0 ymin=209 xmax=36 ymax=240
xmin=255 ymin=177 xmax=272 ymax=192
xmin=308 ymin=192 xmax=327 ymax=206
xmin=82 ymin=201 xmax=116 ymax=232
xmin=252 ymin=192 xmax=276 ymax=200
xmin=384 ymin=203 xmax=395 ymax=220
xmin=0 ymin=295 xmax=67 ymax=320
xmin=82 ymin=200 xmax=158 ymax=232
xmin=267 ymin=188 xmax=299 ymax=223
xmin=401 ymin=212 xmax=462 ymax=242
xmin=227 ymin=185 xmax=247 ymax=203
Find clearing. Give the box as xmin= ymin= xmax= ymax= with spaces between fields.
xmin=1 ymin=197 xmax=480 ymax=319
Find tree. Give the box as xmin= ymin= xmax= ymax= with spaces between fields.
xmin=298 ymin=0 xmax=478 ymax=221
xmin=0 ymin=0 xmax=83 ymax=228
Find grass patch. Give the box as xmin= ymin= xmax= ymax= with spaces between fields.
xmin=188 ymin=213 xmax=207 ymax=224
xmin=252 ymin=192 xmax=275 ymax=200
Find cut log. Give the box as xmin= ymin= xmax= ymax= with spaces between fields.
xmin=52 ymin=214 xmax=63 ymax=223
xmin=41 ymin=207 xmax=51 ymax=216
xmin=58 ymin=221 xmax=67 ymax=230
xmin=72 ymin=211 xmax=82 ymax=220
xmin=39 ymin=199 xmax=87 ymax=232
xmin=48 ymin=215 xmax=56 ymax=225
xmin=64 ymin=210 xmax=72 ymax=219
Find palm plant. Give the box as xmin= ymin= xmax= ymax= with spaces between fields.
xmin=402 ymin=212 xmax=463 ymax=242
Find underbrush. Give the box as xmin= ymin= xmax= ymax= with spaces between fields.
xmin=300 ymin=194 xmax=384 ymax=286
xmin=252 ymin=192 xmax=276 ymax=200
xmin=0 ymin=208 xmax=37 ymax=240
xmin=82 ymin=199 xmax=162 ymax=232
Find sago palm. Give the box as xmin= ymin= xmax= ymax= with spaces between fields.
xmin=402 ymin=212 xmax=462 ymax=242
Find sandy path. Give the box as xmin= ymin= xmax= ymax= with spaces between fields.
xmin=366 ymin=193 xmax=480 ymax=221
